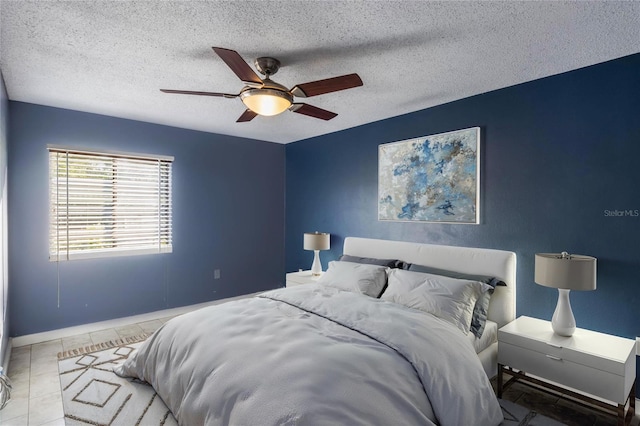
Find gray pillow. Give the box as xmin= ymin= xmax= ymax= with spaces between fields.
xmin=406 ymin=263 xmax=505 ymax=338
xmin=339 ymin=254 xmax=406 ymax=269
xmin=406 ymin=264 xmax=505 ymax=287
xmin=317 ymin=261 xmax=389 ymax=298
xmin=383 ymin=269 xmax=489 ymax=336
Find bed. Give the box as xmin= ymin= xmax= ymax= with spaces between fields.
xmin=115 ymin=237 xmax=516 ymax=426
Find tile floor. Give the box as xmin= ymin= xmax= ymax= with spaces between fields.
xmin=0 ymin=317 xmax=174 ymax=425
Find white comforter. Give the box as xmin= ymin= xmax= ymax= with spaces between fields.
xmin=115 ymin=284 xmax=503 ymax=426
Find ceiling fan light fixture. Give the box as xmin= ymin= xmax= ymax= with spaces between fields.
xmin=162 ymin=48 xmax=362 ymax=122
xmin=240 ymin=88 xmax=293 ymax=116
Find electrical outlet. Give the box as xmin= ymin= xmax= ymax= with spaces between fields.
xmin=214 ymin=269 xmax=221 ymax=280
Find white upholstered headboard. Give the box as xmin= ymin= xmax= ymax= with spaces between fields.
xmin=343 ymin=237 xmax=517 ymax=328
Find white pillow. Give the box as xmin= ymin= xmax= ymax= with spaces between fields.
xmin=383 ymin=268 xmax=490 ymax=335
xmin=317 ymin=261 xmax=388 ymax=297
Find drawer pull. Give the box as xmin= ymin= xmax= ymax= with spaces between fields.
xmin=547 ymin=343 xmax=562 ymax=349
xmin=545 ymin=354 xmax=563 ymax=361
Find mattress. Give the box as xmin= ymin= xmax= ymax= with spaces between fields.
xmin=470 ymin=319 xmax=498 ymax=354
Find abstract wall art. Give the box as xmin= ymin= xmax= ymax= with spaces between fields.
xmin=378 ymin=127 xmax=480 ymax=224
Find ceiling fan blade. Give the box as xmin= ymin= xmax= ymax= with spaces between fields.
xmin=290 ymin=103 xmax=338 ymax=121
xmin=237 ymin=109 xmax=258 ymax=122
xmin=212 ymin=47 xmax=263 ymax=85
xmin=290 ymin=73 xmax=363 ymax=98
xmin=160 ymin=89 xmax=237 ymax=98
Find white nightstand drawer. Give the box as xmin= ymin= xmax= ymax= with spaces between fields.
xmin=498 ymin=333 xmax=628 ymax=376
xmin=499 ymin=341 xmax=627 ymax=403
xmin=499 ymin=316 xmax=634 ymax=377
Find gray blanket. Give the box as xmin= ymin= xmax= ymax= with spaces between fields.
xmin=115 ymin=284 xmax=503 ymax=425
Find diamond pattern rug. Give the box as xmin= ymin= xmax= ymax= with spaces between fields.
xmin=58 ymin=339 xmax=177 ymax=426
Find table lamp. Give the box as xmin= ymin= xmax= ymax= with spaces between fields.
xmin=534 ymin=252 xmax=597 ymax=336
xmin=304 ymin=232 xmax=330 ymax=276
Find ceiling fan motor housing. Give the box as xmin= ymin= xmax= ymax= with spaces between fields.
xmin=255 ymin=57 xmax=281 ymax=76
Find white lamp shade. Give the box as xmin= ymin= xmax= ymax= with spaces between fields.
xmin=303 ymin=232 xmax=330 ymax=251
xmin=535 ymin=253 xmax=596 ymax=291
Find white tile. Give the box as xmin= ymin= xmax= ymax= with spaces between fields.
xmin=0 ymin=395 xmax=29 ymax=423
xmin=7 ymin=377 xmax=30 ymax=400
xmin=9 ymin=347 xmax=31 ymax=368
xmin=29 ymin=371 xmax=60 ymax=400
xmin=137 ymin=319 xmax=164 ymax=334
xmin=9 ymin=346 xmax=31 ymax=359
xmin=7 ymin=361 xmax=30 ymax=384
xmin=115 ymin=324 xmax=144 ymax=338
xmin=0 ymin=413 xmax=29 ymax=425
xmin=27 ymin=391 xmax=63 ymax=426
xmin=61 ymin=334 xmax=93 ymax=352
xmin=29 ymin=358 xmax=58 ymax=378
xmin=30 ymin=341 xmax=62 ymax=362
xmin=34 ymin=417 xmax=65 ymax=426
xmin=89 ymin=328 xmax=119 ymax=345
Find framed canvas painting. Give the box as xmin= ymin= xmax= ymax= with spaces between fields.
xmin=378 ymin=127 xmax=480 ymax=224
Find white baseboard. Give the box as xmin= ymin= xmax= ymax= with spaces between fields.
xmin=10 ymin=292 xmax=259 ymax=348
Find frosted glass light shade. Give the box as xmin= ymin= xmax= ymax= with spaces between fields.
xmin=240 ymin=89 xmax=292 ymax=116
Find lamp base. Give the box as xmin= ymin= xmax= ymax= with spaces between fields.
xmin=310 ymin=250 xmax=323 ymax=276
xmin=551 ymin=289 xmax=576 ymax=337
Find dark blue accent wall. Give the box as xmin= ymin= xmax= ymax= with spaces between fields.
xmin=8 ymin=102 xmax=285 ymax=336
xmin=286 ymin=53 xmax=640 ymax=344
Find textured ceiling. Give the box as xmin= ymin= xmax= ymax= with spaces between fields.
xmin=1 ymin=1 xmax=638 ymax=144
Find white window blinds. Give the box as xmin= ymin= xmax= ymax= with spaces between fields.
xmin=49 ymin=147 xmax=173 ymax=261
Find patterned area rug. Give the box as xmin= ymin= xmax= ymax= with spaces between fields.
xmin=58 ymin=337 xmax=565 ymax=426
xmin=57 ymin=336 xmax=177 ymax=426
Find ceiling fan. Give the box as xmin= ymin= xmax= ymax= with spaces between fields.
xmin=161 ymin=47 xmax=363 ymax=122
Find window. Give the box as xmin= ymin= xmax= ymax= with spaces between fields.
xmin=49 ymin=147 xmax=173 ymax=261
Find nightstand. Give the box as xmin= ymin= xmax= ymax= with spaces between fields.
xmin=286 ymin=270 xmax=321 ymax=287
xmin=498 ymin=316 xmax=636 ymax=426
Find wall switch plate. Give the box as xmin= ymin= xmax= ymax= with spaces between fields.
xmin=214 ymin=269 xmax=221 ymax=280
xmin=637 ymin=337 xmax=640 ymax=356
